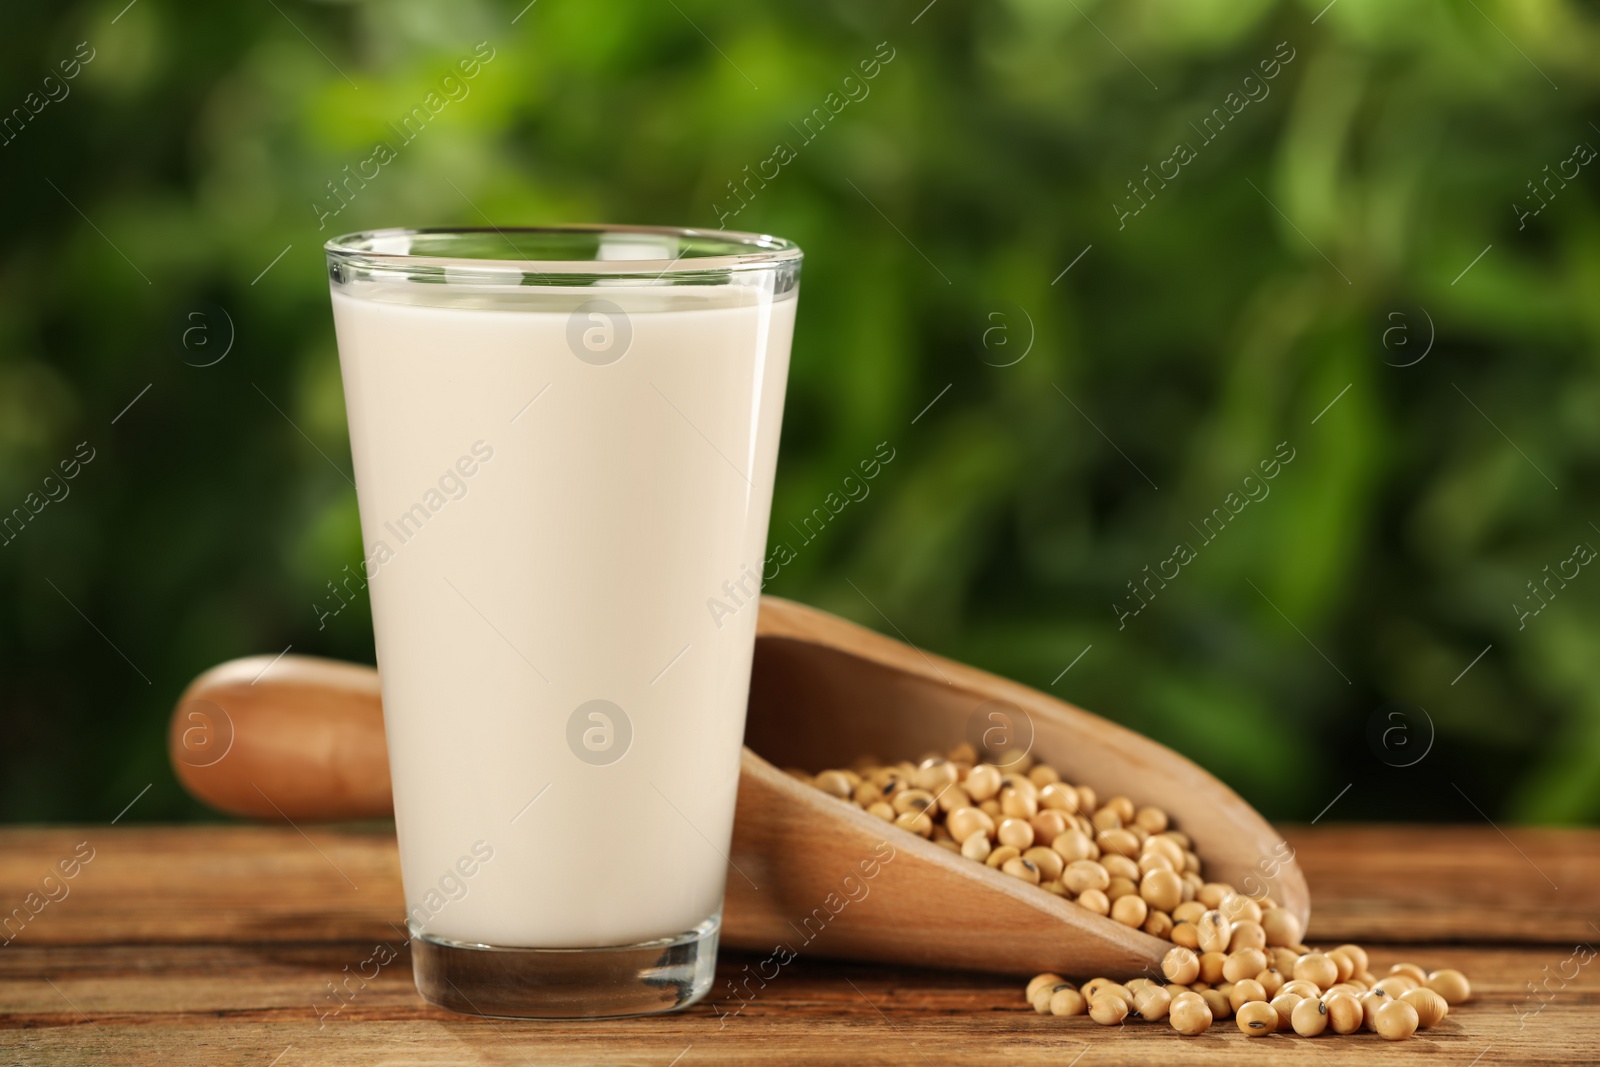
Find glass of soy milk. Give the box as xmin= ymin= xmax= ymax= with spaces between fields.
xmin=324 ymin=226 xmax=800 ymax=1018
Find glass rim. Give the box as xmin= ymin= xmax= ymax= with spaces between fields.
xmin=324 ymin=224 xmax=802 ymax=277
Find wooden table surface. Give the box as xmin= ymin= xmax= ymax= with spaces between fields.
xmin=1 ymin=824 xmax=1597 ymax=1065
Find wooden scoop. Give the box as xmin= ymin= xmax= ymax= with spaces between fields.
xmin=170 ymin=595 xmax=1307 ymax=979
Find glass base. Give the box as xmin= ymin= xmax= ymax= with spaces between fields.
xmin=411 ymin=916 xmax=720 ymax=1019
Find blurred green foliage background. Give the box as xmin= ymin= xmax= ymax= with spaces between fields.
xmin=3 ymin=0 xmax=1598 ymax=826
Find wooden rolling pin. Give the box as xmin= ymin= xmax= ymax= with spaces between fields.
xmin=170 ymin=595 xmax=1307 ymax=978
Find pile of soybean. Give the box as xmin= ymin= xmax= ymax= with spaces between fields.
xmin=1029 ymin=946 xmax=1467 ymax=1040
xmin=798 ymin=744 xmax=1472 ymax=1041
xmin=799 ymin=743 xmax=1288 ymax=944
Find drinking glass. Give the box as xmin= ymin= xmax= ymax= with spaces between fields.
xmin=324 ymin=226 xmax=801 ymax=1018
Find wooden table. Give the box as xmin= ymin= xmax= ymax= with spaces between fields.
xmin=2 ymin=825 xmax=1596 ymax=1065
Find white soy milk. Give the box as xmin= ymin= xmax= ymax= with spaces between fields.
xmin=331 ymin=280 xmax=795 ymax=947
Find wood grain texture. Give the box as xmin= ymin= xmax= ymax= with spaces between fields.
xmin=1 ymin=826 xmax=1597 ymax=1065
xmin=167 ymin=597 xmax=1307 ymax=978
xmin=0 ymin=941 xmax=1593 ymax=1066
xmin=2 ymin=826 xmax=1593 ymax=949
xmin=732 ymin=598 xmax=1308 ymax=978
xmin=1285 ymin=825 xmax=1599 ymax=943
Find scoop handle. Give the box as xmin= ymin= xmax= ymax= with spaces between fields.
xmin=172 ymin=596 xmax=802 ymax=820
xmin=169 ymin=654 xmax=393 ymax=821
